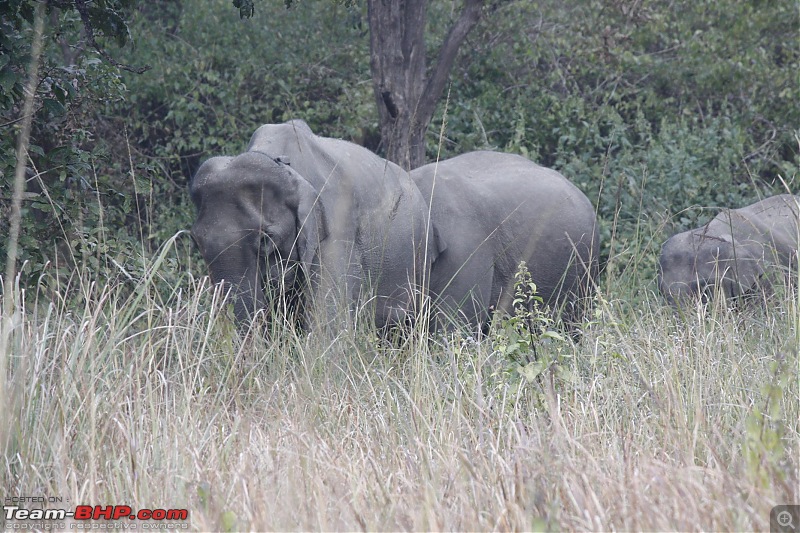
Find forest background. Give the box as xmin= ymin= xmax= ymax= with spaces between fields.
xmin=1 ymin=0 xmax=797 ymax=290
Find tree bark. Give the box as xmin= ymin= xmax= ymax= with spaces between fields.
xmin=367 ymin=0 xmax=485 ymax=170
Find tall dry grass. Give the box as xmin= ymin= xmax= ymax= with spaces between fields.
xmin=0 ymin=231 xmax=797 ymax=531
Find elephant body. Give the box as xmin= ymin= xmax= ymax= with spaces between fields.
xmin=659 ymin=194 xmax=800 ymax=305
xmin=411 ymin=151 xmax=599 ymax=331
xmin=190 ymin=120 xmax=432 ymax=328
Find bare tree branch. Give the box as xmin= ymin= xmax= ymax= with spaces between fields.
xmin=415 ymin=0 xmax=484 ymax=130
xmin=73 ymin=0 xmax=150 ymax=74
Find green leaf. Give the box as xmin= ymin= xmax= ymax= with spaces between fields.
xmin=541 ymin=330 xmax=565 ymax=342
xmin=43 ymin=98 xmax=66 ymax=117
xmin=53 ymin=83 xmax=68 ymax=105
xmin=519 ymin=361 xmax=547 ymax=383
xmin=0 ymin=68 xmax=17 ymax=93
xmin=220 ymin=511 xmax=238 ymax=532
xmin=19 ymin=3 xmax=34 ymax=25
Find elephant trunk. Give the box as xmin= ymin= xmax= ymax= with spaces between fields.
xmin=210 ymin=257 xmax=268 ymax=325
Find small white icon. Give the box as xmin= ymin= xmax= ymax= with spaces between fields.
xmin=778 ymin=510 xmax=795 ymax=530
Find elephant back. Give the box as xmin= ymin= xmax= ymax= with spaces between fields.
xmin=412 ymin=150 xmax=599 ymax=331
xmin=246 ymin=120 xmax=433 ymax=327
xmin=247 ymin=120 xmax=420 ymax=227
xmin=712 ymin=194 xmax=800 ymax=251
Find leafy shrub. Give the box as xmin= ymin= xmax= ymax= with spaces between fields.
xmin=3 ymin=0 xmax=797 ymax=309
xmin=433 ymin=0 xmax=798 ymax=283
xmin=490 ymin=262 xmax=571 ymax=394
xmin=0 ymin=1 xmax=140 ymax=289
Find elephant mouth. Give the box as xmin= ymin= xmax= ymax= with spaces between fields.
xmin=662 ymin=278 xmax=710 ymax=306
xmin=682 ymin=277 xmax=727 ymax=304
xmin=261 ymin=253 xmax=306 ymax=310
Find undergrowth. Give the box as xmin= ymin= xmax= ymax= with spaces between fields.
xmin=0 ymin=237 xmax=797 ymax=531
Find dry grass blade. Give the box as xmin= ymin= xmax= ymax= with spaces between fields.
xmin=0 ymin=241 xmax=797 ymax=530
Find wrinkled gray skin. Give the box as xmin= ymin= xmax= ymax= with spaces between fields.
xmin=411 ymin=151 xmax=599 ymax=331
xmin=659 ymin=194 xmax=800 ymax=305
xmin=190 ymin=119 xmax=432 ymax=329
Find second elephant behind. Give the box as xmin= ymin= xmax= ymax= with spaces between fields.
xmin=412 ymin=151 xmax=599 ymax=332
xmin=659 ymin=194 xmax=800 ymax=305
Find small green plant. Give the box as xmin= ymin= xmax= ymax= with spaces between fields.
xmin=490 ymin=262 xmax=571 ymax=387
xmin=743 ymin=357 xmax=792 ymax=489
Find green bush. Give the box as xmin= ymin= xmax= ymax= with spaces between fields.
xmin=2 ymin=0 xmax=797 ymax=307
xmin=0 ymin=1 xmax=140 ymax=289
xmin=434 ymin=0 xmax=798 ymax=281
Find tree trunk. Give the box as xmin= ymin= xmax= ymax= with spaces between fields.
xmin=367 ymin=0 xmax=485 ymax=170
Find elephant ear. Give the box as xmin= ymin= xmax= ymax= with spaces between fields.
xmin=715 ymin=233 xmax=766 ymax=297
xmin=294 ymin=176 xmax=328 ymax=271
xmin=732 ymin=242 xmax=767 ymax=296
xmin=429 ymin=223 xmax=447 ymax=262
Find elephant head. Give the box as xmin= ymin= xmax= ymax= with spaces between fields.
xmin=658 ymin=229 xmax=763 ymax=305
xmin=190 ymin=152 xmax=327 ymax=324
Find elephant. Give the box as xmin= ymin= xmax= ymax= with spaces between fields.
xmin=190 ymin=119 xmax=433 ymax=330
xmin=411 ymin=151 xmax=600 ymax=332
xmin=658 ymin=194 xmax=800 ymax=305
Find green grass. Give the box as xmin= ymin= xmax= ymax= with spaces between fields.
xmin=0 ymin=236 xmax=797 ymax=531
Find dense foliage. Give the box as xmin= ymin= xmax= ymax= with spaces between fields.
xmin=0 ymin=0 xmax=146 ymax=284
xmin=1 ymin=0 xmax=797 ymax=292
xmin=439 ymin=0 xmax=799 ymax=274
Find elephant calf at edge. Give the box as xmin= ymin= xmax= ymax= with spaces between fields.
xmin=411 ymin=150 xmax=600 ymax=333
xmin=659 ymin=194 xmax=800 ymax=305
xmin=190 ymin=119 xmax=433 ymax=330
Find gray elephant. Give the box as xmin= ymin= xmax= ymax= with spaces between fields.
xmin=190 ymin=119 xmax=432 ymax=329
xmin=411 ymin=151 xmax=600 ymax=332
xmin=659 ymin=194 xmax=800 ymax=305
